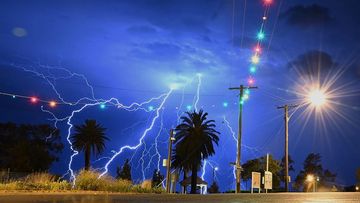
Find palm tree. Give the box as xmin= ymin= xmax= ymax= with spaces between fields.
xmin=171 ymin=147 xmax=191 ymax=193
xmin=172 ymin=110 xmax=220 ymax=194
xmin=70 ymin=119 xmax=109 ymax=170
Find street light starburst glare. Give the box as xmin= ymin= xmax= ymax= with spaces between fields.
xmin=308 ymin=89 xmax=327 ymax=107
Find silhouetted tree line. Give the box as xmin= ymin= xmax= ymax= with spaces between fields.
xmin=116 ymin=159 xmax=132 ymax=181
xmin=241 ymin=154 xmax=285 ymax=190
xmin=0 ymin=122 xmax=63 ymax=172
xmin=241 ymin=153 xmax=337 ymax=192
xmin=294 ymin=153 xmax=337 ymax=191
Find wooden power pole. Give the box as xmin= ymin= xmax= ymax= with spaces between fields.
xmin=277 ymin=104 xmax=298 ymax=192
xmin=166 ymin=129 xmax=175 ymax=193
xmin=229 ymin=85 xmax=257 ymax=193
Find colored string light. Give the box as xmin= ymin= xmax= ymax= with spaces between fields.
xmin=49 ymin=101 xmax=57 ymax=108
xmin=251 ymin=55 xmax=260 ymax=64
xmin=250 ymin=66 xmax=257 ymax=74
xmin=0 ymin=91 xmax=60 ymax=108
xmin=245 ymin=0 xmax=273 ymax=92
xmin=30 ymin=97 xmax=39 ymax=104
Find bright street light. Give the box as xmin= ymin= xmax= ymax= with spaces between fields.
xmin=306 ymin=174 xmax=315 ymax=182
xmin=308 ymin=89 xmax=327 ymax=107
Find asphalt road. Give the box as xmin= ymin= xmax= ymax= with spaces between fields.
xmin=0 ymin=192 xmax=359 ymax=203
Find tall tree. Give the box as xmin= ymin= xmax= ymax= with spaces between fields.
xmin=294 ymin=153 xmax=336 ymax=191
xmin=70 ymin=119 xmax=108 ymax=170
xmin=172 ymin=110 xmax=220 ymax=194
xmin=279 ymin=155 xmax=295 ymax=185
xmin=116 ymin=159 xmax=132 ymax=181
xmin=0 ymin=122 xmax=63 ymax=172
xmin=151 ymin=169 xmax=164 ymax=188
xmin=242 ymin=155 xmax=282 ymax=190
xmin=242 ymin=158 xmax=261 ymax=189
xmin=259 ymin=155 xmax=282 ymax=189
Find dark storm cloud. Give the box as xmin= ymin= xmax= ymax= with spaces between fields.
xmin=121 ymin=0 xmax=223 ymax=34
xmin=281 ymin=4 xmax=333 ymax=27
xmin=128 ymin=42 xmax=182 ymax=62
xmin=287 ymin=50 xmax=336 ymax=75
xmin=126 ymin=25 xmax=157 ymax=34
xmin=201 ymin=35 xmax=212 ymax=43
xmin=146 ymin=42 xmax=181 ymax=56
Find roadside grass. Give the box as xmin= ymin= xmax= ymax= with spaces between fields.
xmin=0 ymin=170 xmax=164 ymax=193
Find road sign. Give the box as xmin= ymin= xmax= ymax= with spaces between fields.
xmin=251 ymin=172 xmax=261 ymax=193
xmin=264 ymin=171 xmax=273 ymax=190
xmin=163 ymin=159 xmax=167 ymax=167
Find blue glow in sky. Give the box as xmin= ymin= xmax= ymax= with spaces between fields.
xmin=0 ymin=0 xmax=360 ymax=191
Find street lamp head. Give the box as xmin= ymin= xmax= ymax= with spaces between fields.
xmin=214 ymin=167 xmax=219 ymax=171
xmin=306 ymin=174 xmax=315 ymax=182
xmin=308 ymin=89 xmax=327 ymax=107
xmin=356 ymin=186 xmax=359 ymax=191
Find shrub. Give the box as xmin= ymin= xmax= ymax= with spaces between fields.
xmin=0 ymin=170 xmax=161 ymax=193
xmin=24 ymin=173 xmax=55 ymax=183
xmin=75 ymin=170 xmax=112 ymax=191
xmin=0 ymin=173 xmax=71 ymax=191
xmin=141 ymin=179 xmax=152 ymax=190
xmin=108 ymin=179 xmax=132 ymax=192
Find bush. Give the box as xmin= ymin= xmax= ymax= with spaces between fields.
xmin=108 ymin=179 xmax=132 ymax=192
xmin=24 ymin=173 xmax=55 ymax=183
xmin=0 ymin=182 xmax=20 ymax=190
xmin=141 ymin=179 xmax=152 ymax=190
xmin=0 ymin=170 xmax=162 ymax=193
xmin=0 ymin=172 xmax=71 ymax=191
xmin=75 ymin=170 xmax=112 ymax=191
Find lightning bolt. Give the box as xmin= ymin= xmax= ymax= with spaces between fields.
xmin=201 ymin=160 xmax=208 ymax=180
xmin=7 ymin=62 xmax=173 ymax=186
xmin=193 ymin=73 xmax=202 ymax=112
xmin=7 ymin=62 xmax=207 ymax=187
xmin=136 ymin=73 xmax=203 ymax=182
xmin=99 ymin=88 xmax=173 ymax=178
xmin=223 ymin=116 xmax=262 ymax=182
xmin=201 ymin=159 xmax=218 ymax=194
xmin=137 ymin=110 xmax=165 ymax=181
xmin=176 ymin=87 xmax=186 ymax=124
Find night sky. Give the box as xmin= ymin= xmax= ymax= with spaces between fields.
xmin=0 ymin=0 xmax=360 ymax=191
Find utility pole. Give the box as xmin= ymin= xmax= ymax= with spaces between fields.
xmin=277 ymin=104 xmax=298 ymax=192
xmin=229 ymin=85 xmax=258 ymax=193
xmin=166 ymin=129 xmax=175 ymax=193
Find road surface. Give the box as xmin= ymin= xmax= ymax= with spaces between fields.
xmin=0 ymin=192 xmax=359 ymax=203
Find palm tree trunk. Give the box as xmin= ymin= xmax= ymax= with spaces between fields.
xmin=190 ymin=164 xmax=198 ymax=194
xmin=183 ymin=170 xmax=187 ymax=193
xmin=85 ymin=146 xmax=90 ymax=170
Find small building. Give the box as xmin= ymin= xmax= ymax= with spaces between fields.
xmin=180 ymin=176 xmax=208 ymax=194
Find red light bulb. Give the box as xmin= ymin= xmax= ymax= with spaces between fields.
xmin=264 ymin=0 xmax=273 ymax=5
xmin=254 ymin=45 xmax=261 ymax=53
xmin=30 ymin=97 xmax=38 ymax=103
xmin=248 ymin=78 xmax=255 ymax=85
